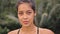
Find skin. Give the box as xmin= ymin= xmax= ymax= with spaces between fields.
xmin=8 ymin=3 xmax=54 ymax=34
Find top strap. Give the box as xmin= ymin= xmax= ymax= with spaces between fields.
xmin=37 ymin=27 xmax=39 ymax=34
xmin=17 ymin=27 xmax=39 ymax=34
xmin=17 ymin=29 xmax=20 ymax=34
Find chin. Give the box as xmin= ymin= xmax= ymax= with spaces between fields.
xmin=22 ymin=24 xmax=30 ymax=27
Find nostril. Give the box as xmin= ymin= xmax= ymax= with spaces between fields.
xmin=23 ymin=15 xmax=28 ymax=19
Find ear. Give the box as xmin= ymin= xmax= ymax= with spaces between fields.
xmin=34 ymin=12 xmax=36 ymax=16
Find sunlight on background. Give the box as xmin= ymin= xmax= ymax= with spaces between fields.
xmin=0 ymin=0 xmax=60 ymax=34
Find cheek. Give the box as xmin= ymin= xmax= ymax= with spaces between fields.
xmin=29 ymin=14 xmax=35 ymax=21
xmin=18 ymin=15 xmax=22 ymax=22
xmin=31 ymin=13 xmax=35 ymax=18
xmin=18 ymin=16 xmax=23 ymax=25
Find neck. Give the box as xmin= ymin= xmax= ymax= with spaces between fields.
xmin=21 ymin=23 xmax=37 ymax=32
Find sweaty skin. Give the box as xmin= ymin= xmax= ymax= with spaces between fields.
xmin=8 ymin=3 xmax=54 ymax=34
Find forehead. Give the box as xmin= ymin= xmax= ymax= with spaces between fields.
xmin=18 ymin=3 xmax=32 ymax=11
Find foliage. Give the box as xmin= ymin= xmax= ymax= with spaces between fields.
xmin=0 ymin=0 xmax=60 ymax=34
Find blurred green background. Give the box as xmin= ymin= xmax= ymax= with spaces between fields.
xmin=0 ymin=0 xmax=60 ymax=34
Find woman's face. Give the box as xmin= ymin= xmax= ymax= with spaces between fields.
xmin=18 ymin=3 xmax=36 ymax=26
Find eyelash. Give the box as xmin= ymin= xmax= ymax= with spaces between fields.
xmin=27 ymin=12 xmax=32 ymax=14
xmin=18 ymin=13 xmax=23 ymax=15
xmin=18 ymin=12 xmax=32 ymax=15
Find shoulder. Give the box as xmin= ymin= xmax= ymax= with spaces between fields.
xmin=39 ymin=28 xmax=54 ymax=34
xmin=8 ymin=29 xmax=19 ymax=34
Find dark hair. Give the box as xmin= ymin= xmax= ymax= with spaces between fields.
xmin=16 ymin=0 xmax=36 ymax=12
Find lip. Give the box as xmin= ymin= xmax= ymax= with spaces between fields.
xmin=23 ymin=21 xmax=28 ymax=24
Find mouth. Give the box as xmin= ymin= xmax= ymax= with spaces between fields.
xmin=23 ymin=21 xmax=29 ymax=24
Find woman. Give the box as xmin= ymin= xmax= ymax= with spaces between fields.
xmin=8 ymin=0 xmax=54 ymax=34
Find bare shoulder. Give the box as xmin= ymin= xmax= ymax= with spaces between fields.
xmin=39 ymin=28 xmax=54 ymax=34
xmin=8 ymin=29 xmax=19 ymax=34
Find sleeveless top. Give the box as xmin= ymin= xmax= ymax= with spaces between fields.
xmin=17 ymin=27 xmax=39 ymax=34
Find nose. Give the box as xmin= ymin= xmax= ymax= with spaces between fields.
xmin=23 ymin=13 xmax=28 ymax=19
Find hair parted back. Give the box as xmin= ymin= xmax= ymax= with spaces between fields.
xmin=16 ymin=0 xmax=36 ymax=12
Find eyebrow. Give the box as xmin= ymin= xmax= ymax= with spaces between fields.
xmin=27 ymin=9 xmax=32 ymax=12
xmin=18 ymin=11 xmax=23 ymax=12
xmin=18 ymin=10 xmax=32 ymax=12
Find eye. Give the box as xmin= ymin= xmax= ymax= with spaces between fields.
xmin=19 ymin=12 xmax=23 ymax=14
xmin=27 ymin=11 xmax=32 ymax=15
xmin=18 ymin=12 xmax=23 ymax=15
xmin=26 ymin=10 xmax=32 ymax=15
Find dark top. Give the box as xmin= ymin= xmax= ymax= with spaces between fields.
xmin=17 ymin=27 xmax=39 ymax=34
